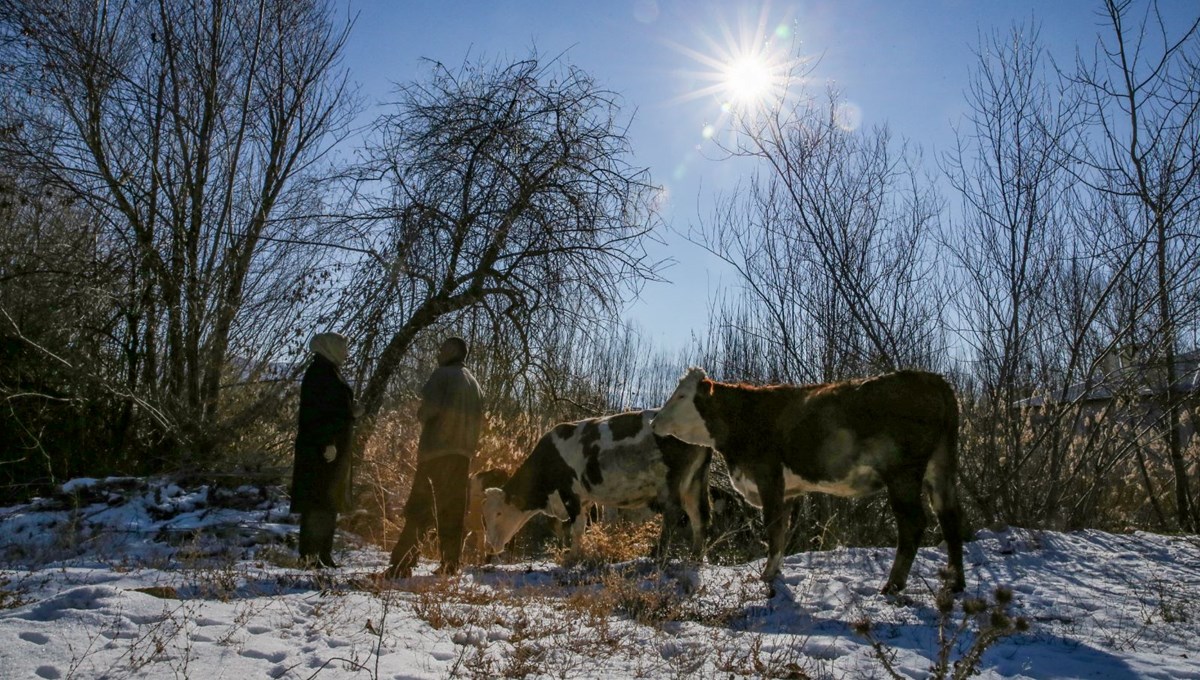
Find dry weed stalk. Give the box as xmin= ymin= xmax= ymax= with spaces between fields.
xmin=855 ymin=585 xmax=1029 ymax=680
xmin=713 ymin=632 xmax=815 ymax=679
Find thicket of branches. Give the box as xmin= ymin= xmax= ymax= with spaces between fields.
xmin=1 ymin=0 xmax=1197 ymax=558
xmin=0 ymin=0 xmax=359 ymax=492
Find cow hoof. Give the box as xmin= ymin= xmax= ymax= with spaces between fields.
xmin=938 ymin=568 xmax=966 ymax=593
xmin=383 ymin=564 xmax=412 ymax=580
xmin=761 ymin=573 xmax=781 ymax=599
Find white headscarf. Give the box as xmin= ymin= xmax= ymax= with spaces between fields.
xmin=310 ymin=332 xmax=349 ymax=367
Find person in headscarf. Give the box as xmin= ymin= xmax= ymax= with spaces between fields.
xmin=291 ymin=332 xmax=357 ymax=568
xmin=385 ymin=336 xmax=484 ymax=578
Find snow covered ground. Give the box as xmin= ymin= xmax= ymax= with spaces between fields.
xmin=2 ymin=478 xmax=1199 ymax=679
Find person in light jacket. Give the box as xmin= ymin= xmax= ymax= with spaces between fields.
xmin=291 ymin=332 xmax=357 ymax=568
xmin=386 ymin=336 xmax=484 ymax=578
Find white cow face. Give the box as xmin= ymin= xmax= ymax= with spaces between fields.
xmin=652 ymin=367 xmax=716 ymax=448
xmin=481 ymin=488 xmax=531 ymax=554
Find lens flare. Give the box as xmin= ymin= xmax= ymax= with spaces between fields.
xmin=666 ymin=1 xmax=808 ymax=138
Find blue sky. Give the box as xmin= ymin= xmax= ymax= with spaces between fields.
xmin=339 ymin=0 xmax=1194 ymax=351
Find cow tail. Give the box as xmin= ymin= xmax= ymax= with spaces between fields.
xmin=944 ymin=384 xmax=960 ymax=498
xmin=934 ymin=377 xmax=967 ymax=591
xmin=925 ymin=378 xmax=961 ymax=514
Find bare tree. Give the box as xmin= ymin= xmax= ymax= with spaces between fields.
xmin=695 ymin=85 xmax=945 ymax=383
xmin=1070 ymin=0 xmax=1200 ymax=530
xmin=337 ymin=53 xmax=664 ymax=442
xmin=941 ymin=23 xmax=1083 ymax=524
xmin=0 ymin=0 xmax=356 ymax=465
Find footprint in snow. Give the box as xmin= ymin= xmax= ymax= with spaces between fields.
xmin=20 ymin=632 xmax=50 ymax=645
xmin=240 ymin=649 xmax=288 ymax=663
xmin=126 ymin=613 xmax=169 ymax=626
xmin=35 ymin=667 xmax=61 ymax=679
xmin=99 ymin=628 xmax=138 ymax=640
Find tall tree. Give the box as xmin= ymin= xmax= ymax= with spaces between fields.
xmin=0 ymin=0 xmax=355 ymax=465
xmin=1071 ymin=0 xmax=1200 ymax=530
xmin=942 ymin=23 xmax=1082 ymax=524
xmin=338 ymin=54 xmax=662 ymax=439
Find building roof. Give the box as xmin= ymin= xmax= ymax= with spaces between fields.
xmin=1016 ymin=349 xmax=1200 ymax=408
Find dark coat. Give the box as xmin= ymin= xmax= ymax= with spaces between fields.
xmin=291 ymin=355 xmax=355 ymax=514
xmin=416 ymin=360 xmax=484 ymax=462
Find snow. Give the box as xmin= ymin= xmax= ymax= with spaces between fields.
xmin=2 ymin=478 xmax=1199 ymax=679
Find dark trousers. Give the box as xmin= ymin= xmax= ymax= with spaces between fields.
xmin=389 ymin=455 xmax=470 ymax=575
xmin=298 ymin=510 xmax=337 ymax=567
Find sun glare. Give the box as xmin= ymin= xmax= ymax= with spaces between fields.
xmin=723 ymin=55 xmax=773 ymax=105
xmin=667 ymin=3 xmax=806 ymax=132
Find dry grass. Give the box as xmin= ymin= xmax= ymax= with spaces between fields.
xmin=348 ymin=403 xmax=421 ymax=548
xmin=388 ymin=555 xmax=764 ymax=678
xmin=351 ymin=407 xmax=548 ymax=560
xmin=713 ymin=633 xmax=815 ymax=679
xmin=556 ymin=516 xmax=664 ymax=568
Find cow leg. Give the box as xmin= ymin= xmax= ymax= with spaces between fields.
xmin=926 ymin=476 xmax=965 ymax=592
xmin=759 ymin=468 xmax=789 ymax=584
xmin=884 ymin=474 xmax=927 ymax=595
xmin=679 ymin=463 xmax=711 ymax=561
xmin=655 ymin=460 xmax=704 ymax=561
xmin=937 ymin=503 xmax=965 ymax=593
xmin=689 ymin=452 xmax=713 ymax=561
xmin=568 ymin=507 xmax=588 ymax=553
xmin=653 ymin=500 xmax=682 ymax=559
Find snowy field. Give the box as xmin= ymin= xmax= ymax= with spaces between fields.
xmin=2 ymin=478 xmax=1199 ymax=679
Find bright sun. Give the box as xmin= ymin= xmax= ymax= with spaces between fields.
xmin=668 ymin=5 xmax=802 ymax=120
xmin=723 ymin=55 xmax=774 ymax=105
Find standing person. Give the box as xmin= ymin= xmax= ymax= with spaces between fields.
xmin=291 ymin=332 xmax=357 ymax=568
xmin=386 ymin=337 xmax=484 ymax=578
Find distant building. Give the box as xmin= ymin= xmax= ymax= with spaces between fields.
xmin=1016 ymin=348 xmax=1200 ymax=445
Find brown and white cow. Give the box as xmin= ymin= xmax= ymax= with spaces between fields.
xmin=652 ymin=368 xmax=964 ymax=595
xmin=481 ymin=409 xmax=712 ymax=560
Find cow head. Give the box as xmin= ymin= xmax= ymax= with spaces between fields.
xmin=481 ymin=487 xmax=534 ymax=554
xmin=652 ymin=367 xmax=716 ymax=448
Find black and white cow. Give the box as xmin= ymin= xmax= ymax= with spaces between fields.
xmin=481 ymin=409 xmax=712 ymax=559
xmin=652 ymin=368 xmax=964 ymax=595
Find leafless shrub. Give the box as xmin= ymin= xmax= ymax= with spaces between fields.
xmin=0 ymin=572 xmax=35 ymax=609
